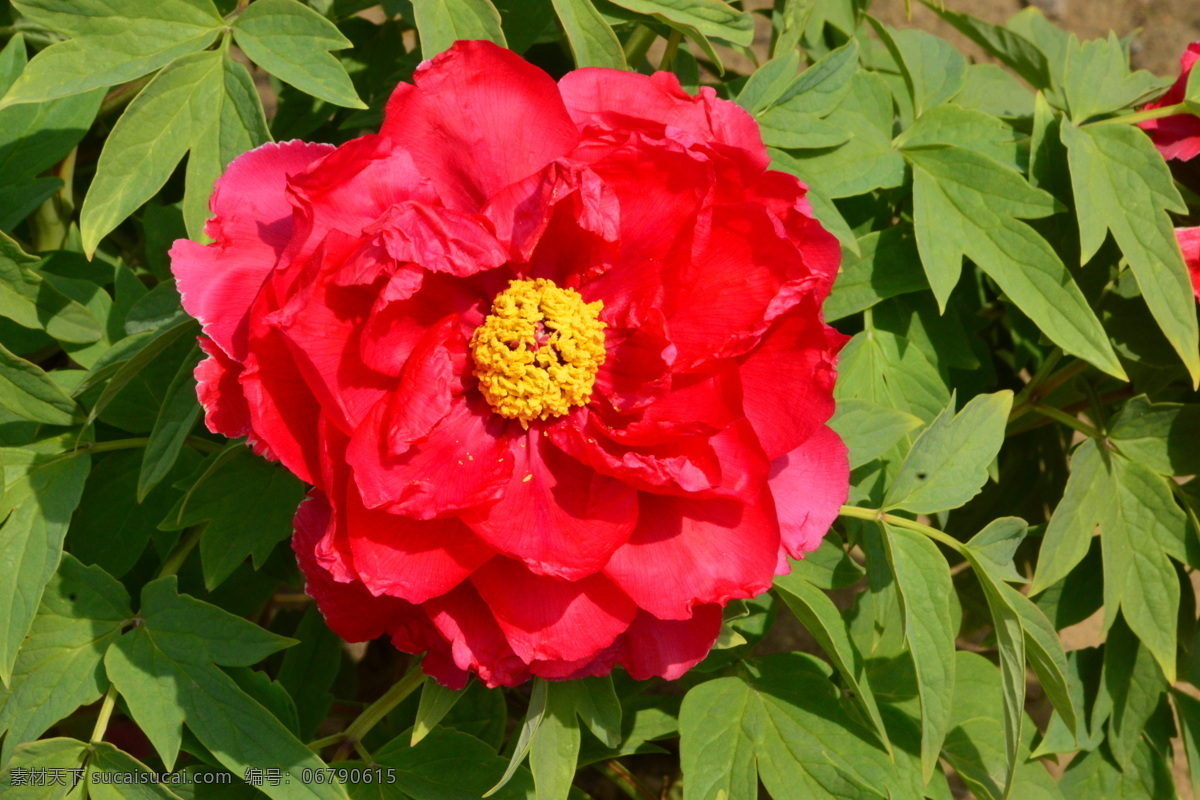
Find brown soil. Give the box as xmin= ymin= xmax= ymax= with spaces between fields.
xmin=872 ymin=0 xmax=1200 ymax=77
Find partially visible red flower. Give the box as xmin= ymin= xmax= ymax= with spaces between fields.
xmin=1179 ymin=227 xmax=1200 ymax=300
xmin=170 ymin=41 xmax=848 ymax=688
xmin=1140 ymin=42 xmax=1200 ymax=162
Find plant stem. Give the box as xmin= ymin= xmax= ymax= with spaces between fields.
xmin=90 ymin=685 xmax=119 ymax=743
xmin=597 ymin=759 xmax=658 ymax=800
xmin=659 ymin=30 xmax=682 ymax=71
xmin=329 ymin=658 xmax=426 ymax=761
xmin=1029 ymin=404 xmax=1102 ymax=439
xmin=76 ymin=436 xmax=223 ymax=456
xmin=1085 ymin=102 xmax=1190 ymax=127
xmin=1009 ymin=355 xmax=1088 ymax=422
xmin=623 ymin=25 xmax=657 ymax=64
xmin=157 ymin=526 xmax=203 ymax=579
xmin=838 ymin=505 xmax=967 ymax=555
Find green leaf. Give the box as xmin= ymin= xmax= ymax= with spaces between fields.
xmin=773 ymin=38 xmax=858 ymax=117
xmin=161 ymin=447 xmax=307 ymax=590
xmin=487 ymin=676 xmax=547 ymax=797
xmin=1061 ymin=33 xmax=1166 ymax=122
xmin=79 ymin=51 xmax=223 ymax=256
xmin=784 ymin=532 xmax=864 ymax=590
xmin=370 ymin=728 xmax=535 ymax=800
xmin=899 ymin=144 xmax=1125 ymax=380
xmin=0 ymin=341 xmax=82 ymax=426
xmin=773 ymin=572 xmax=890 ymax=751
xmin=835 ymin=327 xmax=950 ymax=425
xmin=828 ymin=399 xmax=923 ymax=472
xmin=87 ymin=742 xmax=185 ymax=800
xmin=566 ymin=677 xmax=621 ymax=749
xmin=956 ymin=64 xmax=1035 ymax=119
xmin=232 ymin=0 xmax=364 ymax=108
xmin=603 ymin=0 xmax=753 ymax=46
xmin=411 ymin=678 xmax=466 ymax=747
xmin=529 ymin=682 xmax=581 ymax=800
xmin=276 ymin=606 xmax=341 ymax=742
xmin=884 ymin=391 xmax=1012 ymax=515
xmin=1109 ymin=394 xmax=1200 ymax=476
xmin=1059 ymin=740 xmax=1174 ymax=799
xmin=409 ymin=0 xmax=507 ymax=58
xmin=1103 ymin=616 xmax=1166 ymax=770
xmin=550 ymin=0 xmax=625 ymax=69
xmin=1 ymin=0 xmax=223 ymax=106
xmin=1030 ymin=439 xmax=1107 ymax=595
xmin=124 ymin=280 xmax=186 ymax=336
xmin=0 ymin=737 xmax=89 ymax=798
xmin=1174 ymin=689 xmax=1200 ymax=799
xmin=756 ymin=107 xmax=850 ymax=149
xmin=678 ymin=653 xmax=901 ymax=800
xmin=0 ymin=451 xmax=89 ymax=686
xmin=737 ymin=51 xmax=800 ymax=115
xmin=0 ymin=235 xmax=101 ymax=343
xmin=920 ymin=1 xmax=1050 ymax=90
xmin=873 ymin=24 xmax=967 ymax=116
xmin=84 ymin=320 xmax=197 ymax=428
xmin=824 ymin=225 xmax=927 ymax=322
xmin=138 ymin=343 xmax=202 ymax=501
xmin=894 ymin=104 xmax=1023 ymax=171
xmin=1060 ymin=119 xmax=1199 ymax=384
xmin=0 ymin=556 xmax=130 ymax=765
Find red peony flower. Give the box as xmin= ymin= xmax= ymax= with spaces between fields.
xmin=1180 ymin=227 xmax=1200 ymax=301
xmin=1140 ymin=42 xmax=1200 ymax=162
xmin=171 ymin=41 xmax=848 ymax=688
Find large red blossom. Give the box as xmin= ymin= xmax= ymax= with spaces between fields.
xmin=171 ymin=41 xmax=848 ymax=688
xmin=1179 ymin=227 xmax=1200 ymax=301
xmin=1140 ymin=42 xmax=1200 ymax=162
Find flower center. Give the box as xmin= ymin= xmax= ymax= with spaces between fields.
xmin=470 ymin=278 xmax=606 ymax=425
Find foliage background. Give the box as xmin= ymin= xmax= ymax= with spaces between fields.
xmin=1 ymin=0 xmax=1200 ymax=799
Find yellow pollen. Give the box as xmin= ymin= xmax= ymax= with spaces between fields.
xmin=470 ymin=278 xmax=606 ymax=425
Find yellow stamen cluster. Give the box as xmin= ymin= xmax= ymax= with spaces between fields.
xmin=470 ymin=278 xmax=606 ymax=424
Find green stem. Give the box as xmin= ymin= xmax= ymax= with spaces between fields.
xmin=157 ymin=527 xmax=203 ymax=579
xmin=90 ymin=685 xmax=119 ymax=743
xmin=1009 ymin=357 xmax=1087 ymax=422
xmin=77 ymin=436 xmax=223 ymax=456
xmin=1085 ymin=102 xmax=1191 ymax=127
xmin=838 ymin=505 xmax=968 ymax=555
xmin=1010 ymin=348 xmax=1063 ymax=418
xmin=659 ymin=30 xmax=682 ymax=71
xmin=329 ymin=658 xmax=426 ymax=761
xmin=597 ymin=759 xmax=658 ymax=800
xmin=307 ymin=733 xmax=344 ymax=752
xmin=623 ymin=25 xmax=657 ymax=64
xmin=1030 ymin=404 xmax=1102 ymax=439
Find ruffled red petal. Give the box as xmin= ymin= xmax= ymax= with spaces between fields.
xmin=1178 ymin=226 xmax=1200 ymax=301
xmin=617 ymin=605 xmax=723 ymax=681
xmin=1140 ymin=43 xmax=1200 ymax=162
xmin=171 ymin=140 xmax=335 ymax=361
xmin=603 ymin=493 xmax=779 ymax=620
xmin=194 ymin=336 xmax=252 ymax=441
xmin=423 ymin=582 xmax=532 ymax=688
xmin=381 ymin=41 xmax=579 ymax=210
xmin=768 ymin=425 xmax=849 ymax=559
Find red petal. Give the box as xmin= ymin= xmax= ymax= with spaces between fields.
xmin=558 ymin=70 xmax=767 ymax=171
xmin=617 ymin=605 xmax=723 ymax=681
xmin=737 ymin=306 xmax=845 ymax=460
xmin=470 ymin=558 xmax=637 ymax=664
xmin=346 ymin=397 xmax=513 ymax=518
xmin=462 ymin=432 xmax=637 ymax=579
xmin=1141 ymin=43 xmax=1200 ymax=162
xmin=603 ymin=493 xmax=779 ymax=620
xmin=293 ymin=492 xmax=437 ymax=644
xmin=768 ymin=425 xmax=849 ymax=559
xmin=1178 ymin=226 xmax=1200 ymax=301
xmin=195 ymin=336 xmax=252 ymax=440
xmin=381 ymin=41 xmax=579 ymax=210
xmin=171 ymin=140 xmax=335 ymax=361
xmin=423 ymin=582 xmax=532 ymax=688
xmin=367 ymin=202 xmax=508 ymax=277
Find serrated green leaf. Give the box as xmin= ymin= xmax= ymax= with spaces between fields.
xmin=138 ymin=343 xmax=202 ymax=501
xmin=0 ymin=556 xmax=130 ymax=765
xmin=901 ymin=144 xmax=1124 ymax=379
xmin=678 ymin=653 xmax=901 ymax=800
xmin=413 ymin=0 xmax=508 ymax=59
xmin=79 ymin=51 xmax=223 ymax=256
xmin=835 ymin=327 xmax=950 ymax=425
xmin=1 ymin=0 xmax=222 ymax=106
xmin=232 ymin=0 xmax=364 ymax=108
xmin=550 ymin=0 xmax=625 ymax=69
xmin=920 ymin=1 xmax=1050 ymax=90
xmin=0 ymin=737 xmax=89 ymax=798
xmin=0 ymin=451 xmax=89 ymax=686
xmin=1109 ymin=394 xmax=1200 ymax=476
xmin=773 ymin=572 xmax=890 ymax=752
xmin=885 ymin=391 xmax=1012 ymax=515
xmin=872 ymin=24 xmax=967 ymax=116
xmin=87 ymin=742 xmax=184 ymax=800
xmin=161 ymin=447 xmax=306 ymax=590
xmin=604 ymin=0 xmax=752 ymax=46
xmin=828 ymin=399 xmax=923 ymax=470
xmin=883 ymin=524 xmax=956 ymax=784
xmin=1061 ymin=33 xmax=1167 ymax=122
xmin=825 ymin=225 xmax=926 ymax=321
xmin=1060 ymin=119 xmax=1199 ymax=384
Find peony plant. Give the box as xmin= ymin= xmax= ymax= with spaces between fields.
xmin=0 ymin=1 xmax=1198 ymax=799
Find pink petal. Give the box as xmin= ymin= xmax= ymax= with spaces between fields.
xmin=768 ymin=425 xmax=849 ymax=559
xmin=171 ymin=140 xmax=335 ymax=361
xmin=381 ymin=41 xmax=579 ymax=210
xmin=470 ymin=558 xmax=637 ymax=665
xmin=462 ymin=431 xmax=637 ymax=579
xmin=617 ymin=605 xmax=723 ymax=681
xmin=604 ymin=493 xmax=779 ymax=620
